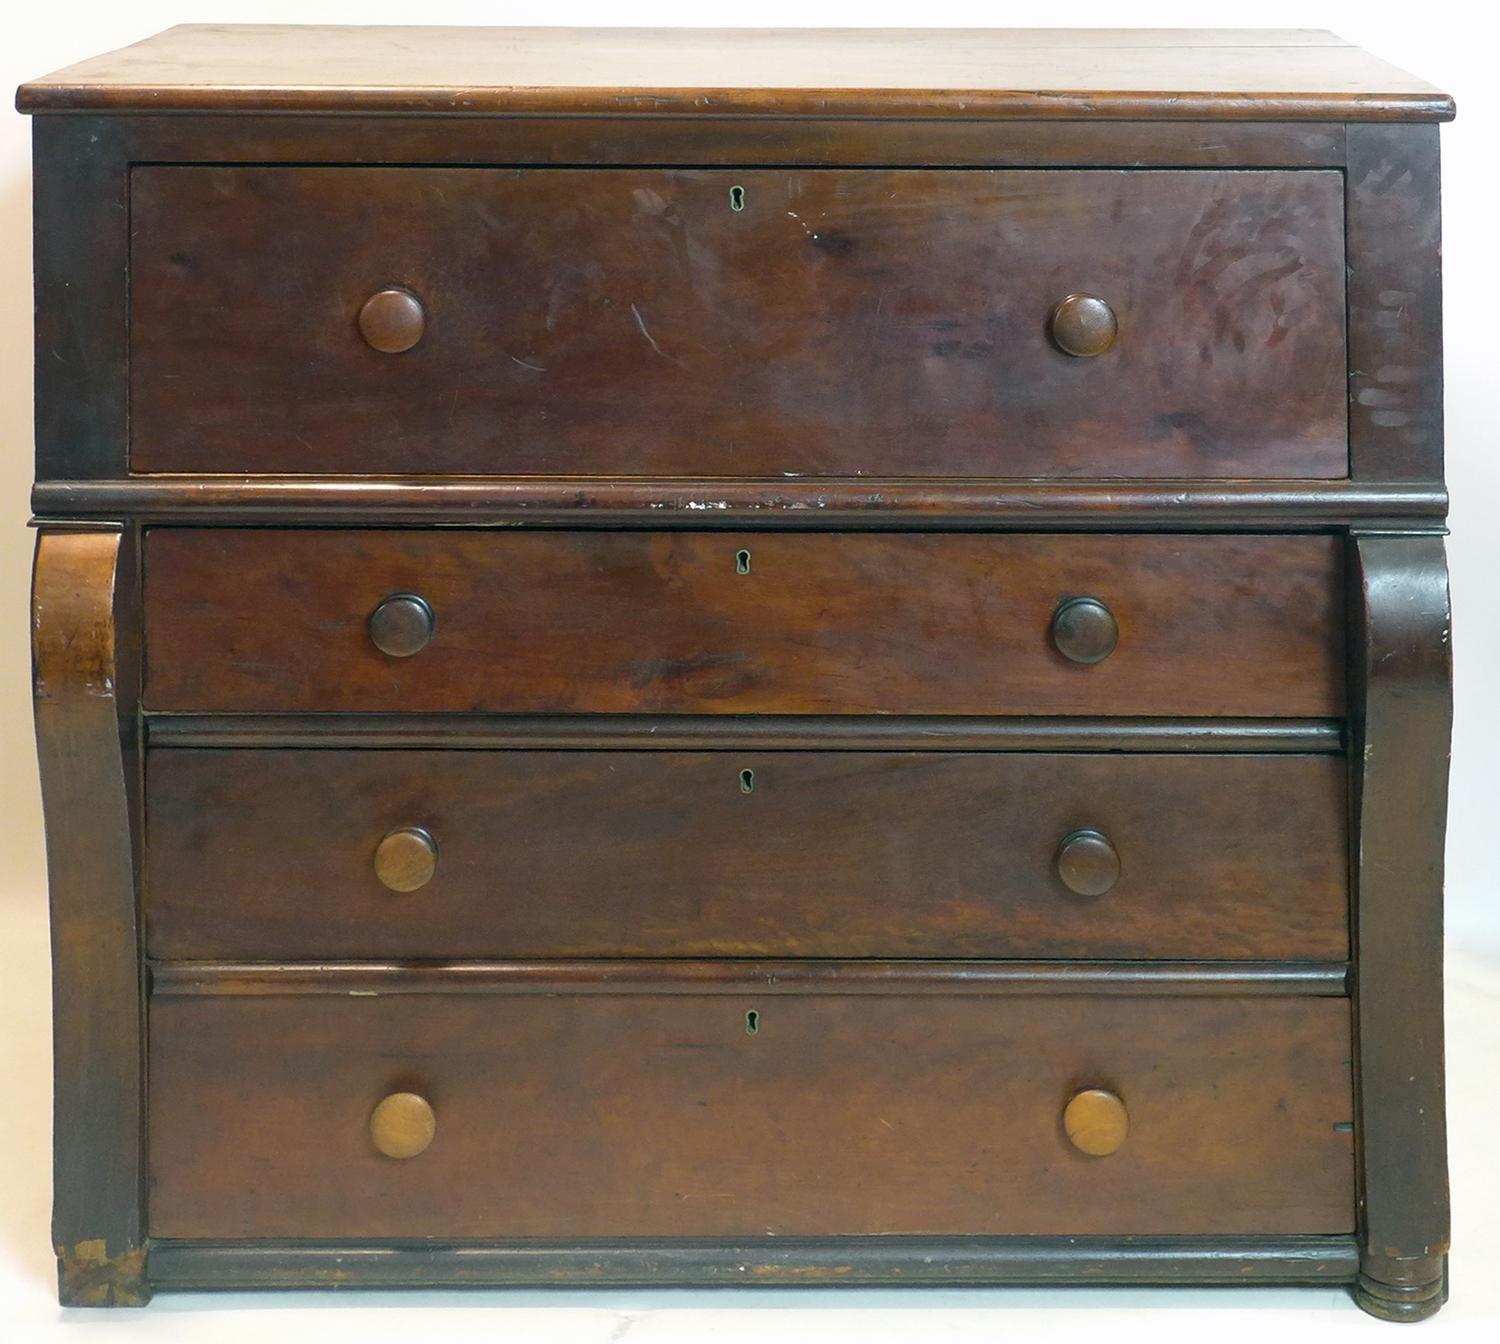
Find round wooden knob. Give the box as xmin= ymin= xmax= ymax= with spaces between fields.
xmin=1056 ymin=829 xmax=1120 ymax=897
xmin=369 ymin=1091 xmax=436 ymax=1159
xmin=368 ymin=593 xmax=434 ymax=658
xmin=1051 ymin=596 xmax=1118 ymax=665
xmin=1064 ymin=1088 xmax=1129 ymax=1156
xmin=358 ymin=288 xmax=426 ymax=354
xmin=1049 ymin=293 xmax=1118 ymax=357
xmin=374 ymin=826 xmax=438 ymax=893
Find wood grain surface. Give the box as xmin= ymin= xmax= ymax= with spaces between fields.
xmin=147 ymin=991 xmax=1355 ymax=1239
xmin=141 ymin=530 xmax=1346 ymax=716
xmin=129 ymin=166 xmax=1347 ymax=479
xmin=1350 ymin=534 xmax=1452 ymax=1319
xmin=144 ymin=749 xmax=1349 ymax=961
xmin=19 ymin=20 xmax=1454 ymax=1314
xmin=1346 ymin=126 xmax=1446 ymax=485
xmin=29 ymin=112 xmax=1359 ymax=491
xmin=31 ymin=529 xmax=150 ymax=1305
xmin=18 ymin=26 xmax=1453 ymax=120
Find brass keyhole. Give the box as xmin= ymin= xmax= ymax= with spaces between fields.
xmin=745 ymin=1010 xmax=759 ymax=1035
xmin=736 ymin=549 xmax=752 ymax=575
xmin=739 ymin=768 xmax=755 ymax=794
xmin=729 ymin=185 xmax=746 ymax=212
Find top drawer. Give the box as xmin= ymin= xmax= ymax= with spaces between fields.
xmin=128 ymin=167 xmax=1347 ymax=479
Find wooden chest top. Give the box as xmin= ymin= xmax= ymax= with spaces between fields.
xmin=17 ymin=25 xmax=1454 ymax=120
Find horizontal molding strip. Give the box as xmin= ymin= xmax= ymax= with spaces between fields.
xmin=18 ymin=79 xmax=1454 ymax=122
xmin=145 ymin=1234 xmax=1361 ymax=1290
xmin=145 ymin=714 xmax=1345 ymax=753
xmin=21 ymin=115 xmax=1355 ymax=168
xmin=33 ymin=476 xmax=1446 ymax=528
xmin=150 ymin=959 xmax=1350 ymax=998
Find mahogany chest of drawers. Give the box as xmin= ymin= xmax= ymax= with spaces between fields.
xmin=20 ymin=26 xmax=1454 ymax=1318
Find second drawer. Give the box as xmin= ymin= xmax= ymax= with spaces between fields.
xmin=142 ymin=530 xmax=1345 ymax=717
xmin=145 ymin=749 xmax=1348 ymax=960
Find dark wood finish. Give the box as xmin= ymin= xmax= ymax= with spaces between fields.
xmin=18 ymin=106 xmax=1357 ymax=492
xmin=147 ymin=991 xmax=1354 ymax=1239
xmin=1346 ymin=126 xmax=1445 ymax=485
xmin=31 ymin=528 xmax=149 ymax=1307
xmin=20 ymin=25 xmax=1455 ymax=1313
xmin=357 ymin=288 xmax=425 ymax=355
xmin=129 ymin=166 xmax=1348 ymax=480
xmin=30 ymin=117 xmax=128 ymax=483
xmin=1350 ymin=534 xmax=1451 ymax=1321
xmin=34 ymin=477 xmax=1449 ymax=529
xmin=1049 ymin=294 xmax=1118 ymax=358
xmin=99 ymin=112 xmax=1356 ymax=169
xmin=23 ymin=101 xmax=1354 ymax=488
xmin=27 ymin=109 xmax=1358 ymax=491
xmin=144 ymin=749 xmax=1348 ymax=961
xmin=146 ymin=714 xmax=1344 ymax=753
xmin=1055 ymin=829 xmax=1122 ymax=898
xmin=18 ymin=26 xmax=1453 ymax=120
xmin=371 ymin=826 xmax=438 ymax=894
xmin=1051 ymin=597 xmax=1119 ymax=665
xmin=142 ymin=531 xmax=1345 ymax=717
xmin=148 ymin=961 xmax=1352 ymax=998
xmin=144 ymin=1234 xmax=1361 ymax=1290
xmin=367 ymin=593 xmax=434 ymax=659
xmin=22 ymin=110 xmax=1351 ymax=489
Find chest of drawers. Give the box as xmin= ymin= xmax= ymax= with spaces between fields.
xmin=21 ymin=26 xmax=1453 ymax=1318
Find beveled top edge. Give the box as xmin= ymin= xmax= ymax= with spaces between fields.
xmin=17 ymin=25 xmax=1455 ymax=121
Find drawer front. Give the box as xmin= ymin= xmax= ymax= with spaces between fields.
xmin=145 ymin=750 xmax=1349 ymax=961
xmin=128 ymin=166 xmax=1347 ymax=479
xmin=148 ymin=991 xmax=1354 ymax=1239
xmin=142 ymin=531 xmax=1345 ymax=716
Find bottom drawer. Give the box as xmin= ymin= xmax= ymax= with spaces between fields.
xmin=148 ymin=982 xmax=1354 ymax=1240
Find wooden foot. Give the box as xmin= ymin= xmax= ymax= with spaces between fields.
xmin=57 ymin=1241 xmax=151 ymax=1307
xmin=1353 ymin=1258 xmax=1447 ymax=1323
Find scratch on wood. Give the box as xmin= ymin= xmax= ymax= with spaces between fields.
xmin=629 ymin=303 xmax=683 ymax=367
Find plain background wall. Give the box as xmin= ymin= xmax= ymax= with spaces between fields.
xmin=0 ymin=2 xmax=1495 ymax=1340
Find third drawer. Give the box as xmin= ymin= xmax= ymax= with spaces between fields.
xmin=144 ymin=749 xmax=1348 ymax=960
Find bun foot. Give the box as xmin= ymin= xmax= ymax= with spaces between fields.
xmin=1353 ymin=1261 xmax=1448 ymax=1322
